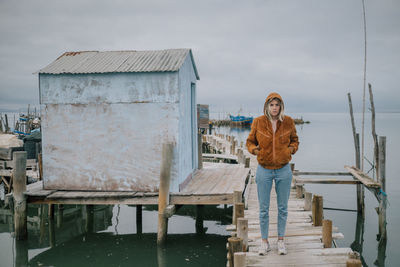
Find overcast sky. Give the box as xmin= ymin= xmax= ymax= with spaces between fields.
xmin=0 ymin=0 xmax=399 ymax=114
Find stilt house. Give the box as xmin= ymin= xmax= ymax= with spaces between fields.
xmin=38 ymin=49 xmax=200 ymax=192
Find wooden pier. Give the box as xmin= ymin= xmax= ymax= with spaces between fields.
xmin=24 ymin=165 xmax=250 ymax=206
xmin=202 ymin=134 xmax=365 ymax=266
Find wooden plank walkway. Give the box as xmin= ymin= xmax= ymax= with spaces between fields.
xmin=24 ymin=163 xmax=250 ymax=206
xmin=200 ymin=134 xmax=353 ymax=266
xmin=236 ymin=148 xmax=352 ymax=266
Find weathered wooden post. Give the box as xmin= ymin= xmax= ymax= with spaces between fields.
xmin=157 ymin=245 xmax=167 ymax=267
xmin=290 ymin=163 xmax=295 ymax=172
xmin=234 ymin=203 xmax=245 ymax=228
xmin=228 ymin=237 xmax=243 ymax=267
xmin=233 ymin=252 xmax=246 ymax=267
xmin=312 ymin=195 xmax=323 ymax=226
xmin=296 ymin=184 xmax=304 ymax=198
xmin=244 ymin=157 xmax=250 ymax=168
xmin=15 ymin=240 xmax=28 ymax=267
xmin=198 ymin=132 xmax=203 ymax=169
xmin=304 ymin=192 xmax=312 ymax=211
xmin=56 ymin=205 xmax=63 ymax=228
xmin=157 ymin=143 xmax=174 ymax=245
xmin=13 ymin=151 xmax=27 ymax=240
xmin=322 ymin=219 xmax=332 ymax=248
xmin=85 ymin=205 xmax=94 ymax=233
xmin=378 ymin=136 xmax=387 ymax=240
xmin=346 ymin=251 xmax=362 ymax=267
xmin=232 ymin=191 xmax=242 ymax=226
xmin=237 ymin=218 xmax=248 ymax=251
xmin=136 ymin=205 xmax=142 ymax=235
xmin=38 ymin=152 xmax=43 ymax=180
xmin=196 ymin=205 xmax=205 ymax=235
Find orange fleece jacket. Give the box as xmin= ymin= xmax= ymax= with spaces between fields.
xmin=246 ymin=114 xmax=299 ymax=170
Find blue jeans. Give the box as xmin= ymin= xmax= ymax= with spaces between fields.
xmin=256 ymin=164 xmax=292 ymax=239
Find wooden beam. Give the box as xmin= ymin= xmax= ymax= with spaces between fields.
xmin=294 ymin=178 xmax=361 ymax=185
xmin=294 ymin=171 xmax=351 ymax=176
xmin=344 ymin=166 xmax=381 ymax=188
xmin=202 ymin=153 xmax=238 ymax=161
xmin=163 ymin=205 xmax=176 ymax=218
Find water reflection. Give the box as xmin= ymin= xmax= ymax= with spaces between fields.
xmin=1 ymin=204 xmax=230 ymax=267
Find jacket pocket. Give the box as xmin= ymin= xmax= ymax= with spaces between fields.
xmin=280 ymin=130 xmax=291 ymax=144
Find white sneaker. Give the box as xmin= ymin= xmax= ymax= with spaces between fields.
xmin=277 ymin=240 xmax=287 ymax=255
xmin=258 ymin=241 xmax=271 ymax=255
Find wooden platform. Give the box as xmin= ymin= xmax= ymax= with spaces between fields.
xmin=214 ymin=140 xmax=353 ymax=266
xmin=24 ymin=163 xmax=250 ymax=205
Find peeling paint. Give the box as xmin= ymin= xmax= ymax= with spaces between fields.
xmin=40 ymin=59 xmax=197 ymax=192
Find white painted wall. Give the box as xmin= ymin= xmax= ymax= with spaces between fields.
xmin=175 ymin=54 xmax=198 ymax=192
xmin=40 ymin=72 xmax=183 ymax=192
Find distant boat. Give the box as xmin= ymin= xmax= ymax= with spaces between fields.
xmin=229 ymin=115 xmax=253 ymax=127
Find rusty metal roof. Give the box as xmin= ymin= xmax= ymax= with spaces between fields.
xmin=38 ymin=49 xmax=199 ymax=79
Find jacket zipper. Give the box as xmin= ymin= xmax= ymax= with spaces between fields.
xmin=272 ymin=131 xmax=275 ymax=163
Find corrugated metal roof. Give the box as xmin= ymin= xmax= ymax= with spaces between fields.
xmin=38 ymin=49 xmax=199 ymax=79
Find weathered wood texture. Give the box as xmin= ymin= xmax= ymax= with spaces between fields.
xmin=158 ymin=143 xmax=174 ymax=245
xmin=345 ymin=166 xmax=381 ymax=188
xmin=312 ymin=195 xmax=323 ymax=226
xmin=13 ymin=151 xmax=28 ymax=240
xmin=24 ymin=163 xmax=249 ymax=206
xmin=233 ymin=152 xmax=351 ymax=266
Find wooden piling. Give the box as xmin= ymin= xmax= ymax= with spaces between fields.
xmin=157 ymin=143 xmax=174 ymax=245
xmin=38 ymin=153 xmax=43 ymax=180
xmin=322 ymin=219 xmax=332 ymax=248
xmin=244 ymin=157 xmax=250 ymax=168
xmin=85 ymin=205 xmax=94 ymax=233
xmin=312 ymin=195 xmax=323 ymax=226
xmin=348 ymin=93 xmax=364 ymax=216
xmin=296 ymin=184 xmax=304 ymax=198
xmin=56 ymin=204 xmax=63 ymax=228
xmin=355 ymin=133 xmax=364 ymax=217
xmin=136 ymin=205 xmax=142 ymax=234
xmin=228 ymin=237 xmax=243 ymax=267
xmin=196 ymin=205 xmax=205 ymax=234
xmin=237 ymin=218 xmax=248 ymax=251
xmin=378 ymin=136 xmax=387 ymax=240
xmin=304 ymin=192 xmax=312 ymax=211
xmin=13 ymin=151 xmax=27 ymax=240
xmin=234 ymin=203 xmax=245 ymax=228
xmin=15 ymin=240 xmax=28 ymax=267
xmin=233 ymin=252 xmax=246 ymax=267
xmin=232 ymin=191 xmax=242 ymax=226
xmin=198 ymin=132 xmax=203 ymax=169
xmin=48 ymin=204 xmax=54 ymax=220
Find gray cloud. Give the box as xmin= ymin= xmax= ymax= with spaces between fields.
xmin=0 ymin=0 xmax=399 ymax=113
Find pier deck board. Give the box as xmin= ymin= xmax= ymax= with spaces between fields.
xmin=24 ymin=163 xmax=250 ymax=205
xmin=224 ymin=144 xmax=352 ymax=266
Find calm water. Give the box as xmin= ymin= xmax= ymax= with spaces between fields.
xmin=0 ymin=112 xmax=399 ymax=266
xmin=215 ymin=112 xmax=400 ymax=267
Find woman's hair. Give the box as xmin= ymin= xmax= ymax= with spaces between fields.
xmin=264 ymin=97 xmax=285 ymax=121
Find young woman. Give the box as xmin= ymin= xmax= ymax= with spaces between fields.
xmin=246 ymin=92 xmax=299 ymax=255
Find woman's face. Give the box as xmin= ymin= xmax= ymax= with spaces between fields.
xmin=269 ymin=99 xmax=281 ymax=118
